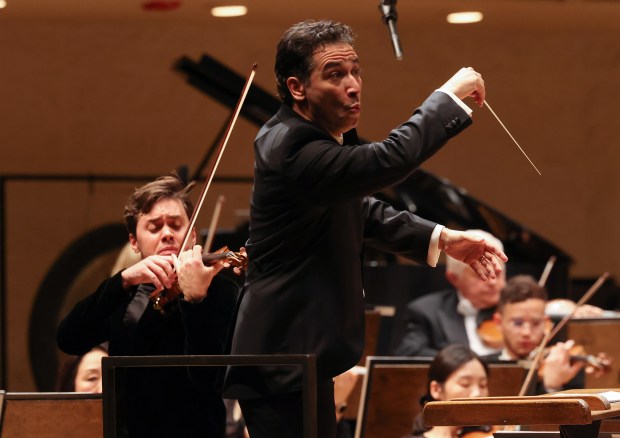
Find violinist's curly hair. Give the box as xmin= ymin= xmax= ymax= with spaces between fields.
xmin=275 ymin=20 xmax=356 ymax=106
xmin=498 ymin=274 xmax=548 ymax=312
xmin=124 ymin=172 xmax=195 ymax=236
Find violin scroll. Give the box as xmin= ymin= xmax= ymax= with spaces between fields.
xmin=202 ymin=246 xmax=248 ymax=273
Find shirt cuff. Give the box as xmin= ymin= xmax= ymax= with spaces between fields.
xmin=427 ymin=225 xmax=444 ymax=267
xmin=436 ymin=88 xmax=473 ymax=117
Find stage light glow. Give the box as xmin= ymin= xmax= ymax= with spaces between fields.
xmin=211 ymin=5 xmax=247 ymax=17
xmin=447 ymin=11 xmax=483 ymax=24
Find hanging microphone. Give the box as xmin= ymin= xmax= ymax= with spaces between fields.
xmin=378 ymin=0 xmax=403 ymax=60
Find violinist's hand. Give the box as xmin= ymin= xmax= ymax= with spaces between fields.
xmin=440 ymin=67 xmax=486 ymax=107
xmin=439 ymin=228 xmax=508 ymax=281
xmin=120 ymin=255 xmax=176 ymax=293
xmin=175 ymin=245 xmax=226 ymax=303
xmin=586 ymin=352 xmax=612 ymax=378
xmin=542 ymin=340 xmax=584 ymax=391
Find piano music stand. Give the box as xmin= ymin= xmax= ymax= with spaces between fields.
xmin=423 ymin=389 xmax=620 ymax=438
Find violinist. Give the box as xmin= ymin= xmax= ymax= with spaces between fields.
xmin=224 ymin=19 xmax=507 ymax=438
xmin=395 ymin=230 xmax=505 ymax=358
xmin=488 ymin=275 xmax=586 ymax=394
xmin=57 ymin=174 xmax=239 ymax=438
xmin=404 ymin=344 xmax=490 ymax=438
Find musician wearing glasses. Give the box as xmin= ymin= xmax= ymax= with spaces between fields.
xmin=487 ymin=275 xmax=590 ymax=394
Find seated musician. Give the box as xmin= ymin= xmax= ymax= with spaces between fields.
xmin=404 ymin=344 xmax=490 ymax=438
xmin=488 ymin=274 xmax=586 ymax=394
xmin=56 ymin=174 xmax=239 ymax=438
xmin=55 ymin=343 xmax=108 ymax=393
xmin=395 ymin=230 xmax=505 ymax=357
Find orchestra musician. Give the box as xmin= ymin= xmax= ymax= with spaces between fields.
xmin=395 ymin=230 xmax=505 ymax=358
xmin=404 ymin=344 xmax=491 ymax=438
xmin=486 ymin=274 xmax=589 ymax=394
xmin=55 ymin=343 xmax=108 ymax=393
xmin=56 ymin=174 xmax=239 ymax=438
xmin=223 ymin=19 xmax=507 ymax=438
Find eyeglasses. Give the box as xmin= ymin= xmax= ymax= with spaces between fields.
xmin=507 ymin=318 xmax=546 ymax=331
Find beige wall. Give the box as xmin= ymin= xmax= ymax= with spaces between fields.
xmin=1 ymin=3 xmax=619 ymax=390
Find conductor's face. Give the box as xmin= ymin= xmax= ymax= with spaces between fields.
xmin=129 ymin=197 xmax=192 ymax=259
xmin=289 ymin=42 xmax=362 ymax=138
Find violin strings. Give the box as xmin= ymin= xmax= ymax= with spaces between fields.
xmin=484 ymin=100 xmax=542 ymax=176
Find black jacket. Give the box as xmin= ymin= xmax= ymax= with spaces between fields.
xmin=395 ymin=289 xmax=496 ymax=357
xmin=57 ymin=272 xmax=238 ymax=438
xmin=226 ymin=92 xmax=471 ymax=397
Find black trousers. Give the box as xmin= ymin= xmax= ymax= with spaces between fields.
xmin=238 ymin=379 xmax=336 ymax=438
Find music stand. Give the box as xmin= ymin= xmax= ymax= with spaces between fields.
xmin=423 ymin=389 xmax=620 ymax=438
xmin=102 ymin=354 xmax=316 ymax=438
xmin=354 ymin=357 xmax=527 ymax=438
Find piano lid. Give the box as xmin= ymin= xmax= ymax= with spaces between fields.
xmin=175 ymin=53 xmax=572 ymax=266
xmin=378 ymin=169 xmax=572 ymax=264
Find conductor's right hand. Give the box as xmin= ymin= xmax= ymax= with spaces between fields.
xmin=441 ymin=67 xmax=486 ymax=107
xmin=120 ymin=255 xmax=176 ymax=292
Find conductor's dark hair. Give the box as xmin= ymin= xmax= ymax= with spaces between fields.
xmin=275 ymin=20 xmax=355 ymax=106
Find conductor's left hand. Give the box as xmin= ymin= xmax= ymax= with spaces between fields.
xmin=439 ymin=228 xmax=508 ymax=281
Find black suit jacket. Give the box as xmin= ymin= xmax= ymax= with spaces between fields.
xmin=57 ymin=272 xmax=238 ymax=438
xmin=394 ymin=289 xmax=497 ymax=357
xmin=226 ymin=92 xmax=471 ymax=397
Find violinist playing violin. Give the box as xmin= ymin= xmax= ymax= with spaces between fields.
xmin=487 ymin=274 xmax=609 ymax=394
xmin=224 ymin=19 xmax=507 ymax=438
xmin=57 ymin=174 xmax=239 ymax=438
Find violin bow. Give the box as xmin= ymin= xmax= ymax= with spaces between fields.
xmin=517 ymin=271 xmax=609 ymax=395
xmin=545 ymin=271 xmax=609 ymax=342
xmin=179 ymin=63 xmax=257 ymax=254
xmin=149 ymin=63 xmax=257 ymax=307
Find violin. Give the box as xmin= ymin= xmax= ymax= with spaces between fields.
xmin=476 ymin=319 xmax=503 ymax=350
xmin=534 ymin=343 xmax=612 ymax=378
xmin=150 ymin=246 xmax=247 ymax=312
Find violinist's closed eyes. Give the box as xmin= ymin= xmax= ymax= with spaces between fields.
xmin=57 ymin=174 xmax=238 ymax=438
xmin=404 ymin=345 xmax=491 ymax=438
